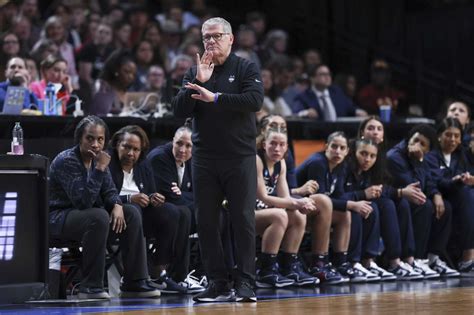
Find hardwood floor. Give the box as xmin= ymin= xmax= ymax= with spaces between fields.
xmin=3 ymin=279 xmax=474 ymax=314
xmin=98 ymin=287 xmax=474 ymax=315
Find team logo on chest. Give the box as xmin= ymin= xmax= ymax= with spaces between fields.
xmin=228 ymin=75 xmax=235 ymax=83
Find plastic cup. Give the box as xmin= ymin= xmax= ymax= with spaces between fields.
xmin=36 ymin=99 xmax=44 ymax=112
xmin=379 ymin=105 xmax=392 ymax=123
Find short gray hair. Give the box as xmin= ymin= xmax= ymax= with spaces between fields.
xmin=202 ymin=17 xmax=232 ymax=34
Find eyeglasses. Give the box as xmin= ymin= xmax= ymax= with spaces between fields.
xmin=202 ymin=32 xmax=230 ymax=43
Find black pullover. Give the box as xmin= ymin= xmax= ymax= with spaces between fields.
xmin=173 ymin=53 xmax=264 ymax=159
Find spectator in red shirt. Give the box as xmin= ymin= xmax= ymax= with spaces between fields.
xmin=358 ymin=59 xmax=406 ymax=115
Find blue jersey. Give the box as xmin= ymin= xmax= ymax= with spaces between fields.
xmin=256 ymin=150 xmax=281 ymax=210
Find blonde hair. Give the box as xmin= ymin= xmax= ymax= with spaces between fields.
xmin=257 ymin=126 xmax=287 ymax=150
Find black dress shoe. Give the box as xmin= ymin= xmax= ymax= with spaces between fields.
xmin=120 ymin=279 xmax=161 ymax=298
xmin=78 ymin=287 xmax=111 ymax=299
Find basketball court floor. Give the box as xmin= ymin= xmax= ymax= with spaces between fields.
xmin=1 ymin=278 xmax=473 ymax=314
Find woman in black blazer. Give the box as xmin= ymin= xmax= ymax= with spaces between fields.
xmin=147 ymin=125 xmax=195 ymax=231
xmin=109 ymin=125 xmax=202 ymax=294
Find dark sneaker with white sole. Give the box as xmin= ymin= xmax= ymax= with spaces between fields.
xmin=256 ymin=263 xmax=295 ymax=288
xmin=280 ymin=260 xmax=319 ymax=286
xmin=309 ymin=263 xmax=345 ymax=284
xmin=193 ymin=281 xmax=235 ymax=303
xmin=234 ymin=280 xmax=257 ymax=302
xmin=151 ymin=272 xmax=188 ymax=294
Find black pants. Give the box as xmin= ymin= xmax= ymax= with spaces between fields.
xmin=142 ymin=202 xmax=191 ymax=281
xmin=378 ymin=198 xmax=416 ymax=259
xmin=60 ymin=204 xmax=148 ymax=288
xmin=348 ymin=202 xmax=380 ymax=262
xmin=410 ymin=199 xmax=452 ymax=258
xmin=185 ymin=204 xmax=197 ymax=234
xmin=192 ymin=155 xmax=256 ymax=283
xmin=442 ymin=186 xmax=474 ymax=250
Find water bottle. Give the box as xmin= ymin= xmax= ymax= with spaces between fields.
xmin=44 ymin=83 xmax=57 ymax=115
xmin=11 ymin=122 xmax=24 ymax=155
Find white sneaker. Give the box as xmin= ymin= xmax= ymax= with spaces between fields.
xmin=388 ymin=262 xmax=423 ymax=281
xmin=429 ymin=257 xmax=460 ymax=277
xmin=367 ymin=261 xmax=396 ymax=281
xmin=353 ymin=262 xmax=380 ymax=282
xmin=179 ymin=270 xmax=206 ymax=293
xmin=412 ymin=259 xmax=440 ymax=279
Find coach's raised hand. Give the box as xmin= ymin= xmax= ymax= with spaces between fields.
xmin=195 ymin=51 xmax=214 ymax=83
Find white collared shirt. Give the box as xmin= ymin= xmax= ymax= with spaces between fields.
xmin=120 ymin=169 xmax=140 ymax=195
xmin=443 ymin=153 xmax=451 ymax=167
xmin=176 ymin=162 xmax=185 ymax=187
xmin=313 ymin=87 xmax=337 ymax=121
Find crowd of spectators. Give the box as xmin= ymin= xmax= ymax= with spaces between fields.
xmin=0 ymin=0 xmax=413 ymax=120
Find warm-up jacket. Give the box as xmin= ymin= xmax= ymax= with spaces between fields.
xmin=425 ymin=148 xmax=468 ymax=192
xmin=295 ymin=151 xmax=348 ymax=211
xmin=341 ymin=164 xmax=398 ymax=201
xmin=386 ymin=140 xmax=439 ymax=197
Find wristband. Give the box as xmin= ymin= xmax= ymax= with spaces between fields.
xmin=214 ymin=92 xmax=220 ymax=104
